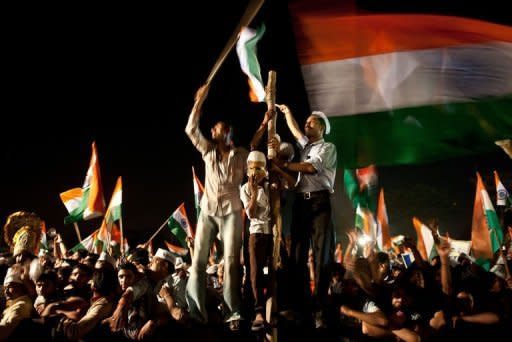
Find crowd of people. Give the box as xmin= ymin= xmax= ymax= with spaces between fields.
xmin=0 ymin=83 xmax=511 ymax=341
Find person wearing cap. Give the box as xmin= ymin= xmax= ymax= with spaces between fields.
xmin=240 ymin=150 xmax=273 ymax=331
xmin=95 ymin=251 xmax=116 ymax=271
xmin=185 ymin=84 xmax=248 ymax=330
xmin=275 ymin=104 xmax=337 ymax=328
xmin=0 ymin=267 xmax=33 ymax=338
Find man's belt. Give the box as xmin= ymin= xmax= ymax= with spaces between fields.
xmin=299 ymin=190 xmax=330 ymax=200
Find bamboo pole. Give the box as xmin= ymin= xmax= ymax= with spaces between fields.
xmin=72 ymin=222 xmax=82 ymax=242
xmin=144 ymin=216 xmax=171 ymax=246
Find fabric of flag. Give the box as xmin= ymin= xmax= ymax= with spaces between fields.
xmin=344 ymin=166 xmax=378 ymax=211
xmin=192 ymin=166 xmax=205 ymax=222
xmin=70 ymin=230 xmax=99 ymax=253
xmin=472 ymin=172 xmax=504 ymax=261
xmin=168 ymin=203 xmax=192 ymax=247
xmin=98 ymin=177 xmax=123 ymax=245
xmin=494 ymin=170 xmax=511 ymax=206
xmin=164 ymin=241 xmax=189 ymax=257
xmin=289 ymin=0 xmax=512 ymax=168
xmin=355 ymin=204 xmax=377 ymax=239
xmin=236 ymin=24 xmax=266 ymax=102
xmin=39 ymin=221 xmax=48 ymax=251
xmin=62 ymin=142 xmax=106 ymax=223
xmin=376 ymin=189 xmax=391 ymax=251
xmin=412 ymin=217 xmax=437 ymax=261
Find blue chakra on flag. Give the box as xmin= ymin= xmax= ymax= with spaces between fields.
xmin=498 ymin=189 xmax=508 ymax=200
xmin=180 ymin=219 xmax=187 ymax=227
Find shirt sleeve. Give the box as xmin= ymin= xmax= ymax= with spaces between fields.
xmin=240 ymin=184 xmax=250 ymax=209
xmin=306 ymin=142 xmax=337 ymax=173
xmin=297 ymin=135 xmax=309 ymax=149
xmin=185 ymin=113 xmax=212 ymax=156
xmin=64 ymin=299 xmax=113 ymax=340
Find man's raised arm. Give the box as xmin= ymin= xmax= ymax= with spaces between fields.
xmin=185 ymin=84 xmax=211 ymax=155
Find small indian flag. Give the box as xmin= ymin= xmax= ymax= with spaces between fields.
xmin=236 ymin=24 xmax=266 ymax=102
xmin=164 ymin=241 xmax=189 ymax=257
xmin=98 ymin=177 xmax=123 ymax=244
xmin=376 ymin=189 xmax=391 ymax=251
xmin=168 ymin=203 xmax=192 ymax=247
xmin=70 ymin=229 xmax=99 ymax=253
xmin=62 ymin=142 xmax=106 ymax=224
xmin=192 ymin=166 xmax=204 ymax=221
xmin=494 ymin=170 xmax=511 ymax=207
xmin=412 ymin=217 xmax=437 ymax=262
xmin=472 ymin=172 xmax=504 ymax=261
xmin=355 ymin=204 xmax=377 ymax=239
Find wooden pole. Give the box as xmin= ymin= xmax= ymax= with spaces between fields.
xmin=265 ymin=70 xmax=280 ymax=342
xmin=205 ymin=0 xmax=265 ymax=85
xmin=144 ymin=217 xmax=171 ymax=246
xmin=119 ymin=215 xmax=125 ymax=256
xmin=266 ymin=71 xmax=277 ymax=159
xmin=72 ymin=222 xmax=82 ymax=242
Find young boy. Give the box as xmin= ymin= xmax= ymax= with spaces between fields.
xmin=240 ymin=150 xmax=272 ymax=331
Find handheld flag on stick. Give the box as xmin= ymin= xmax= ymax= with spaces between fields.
xmin=98 ymin=177 xmax=123 ymax=249
xmin=192 ymin=166 xmax=205 ymax=221
xmin=494 ymin=170 xmax=511 ymax=207
xmin=168 ymin=203 xmax=193 ymax=247
xmin=61 ymin=142 xmax=106 ymax=224
xmin=471 ymin=172 xmax=504 ymax=262
xmin=236 ymin=24 xmax=266 ymax=102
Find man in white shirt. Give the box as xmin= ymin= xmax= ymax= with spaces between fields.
xmin=275 ymin=104 xmax=337 ymax=328
xmin=185 ymin=84 xmax=248 ymax=330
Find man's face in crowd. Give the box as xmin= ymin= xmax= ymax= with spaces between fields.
xmin=69 ymin=267 xmax=90 ymax=288
xmin=36 ymin=279 xmax=56 ymax=298
xmin=247 ymin=160 xmax=266 ymax=184
xmin=4 ymin=283 xmax=24 ymax=301
xmin=305 ymin=115 xmax=324 ymax=139
xmin=118 ymin=269 xmax=136 ymax=291
xmin=211 ymin=121 xmax=229 ymax=143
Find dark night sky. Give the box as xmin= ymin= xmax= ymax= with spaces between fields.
xmin=1 ymin=1 xmax=511 ymax=250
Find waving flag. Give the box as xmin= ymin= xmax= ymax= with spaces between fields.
xmin=164 ymin=241 xmax=189 ymax=257
xmin=472 ymin=172 xmax=504 ymax=261
xmin=168 ymin=203 xmax=192 ymax=247
xmin=494 ymin=170 xmax=511 ymax=207
xmin=192 ymin=166 xmax=205 ymax=221
xmin=412 ymin=217 xmax=437 ymax=262
xmin=70 ymin=229 xmax=99 ymax=253
xmin=376 ymin=189 xmax=391 ymax=251
xmin=236 ymin=24 xmax=266 ymax=102
xmin=289 ymin=0 xmax=512 ymax=167
xmin=98 ymin=177 xmax=123 ymax=245
xmin=62 ymin=142 xmax=106 ymax=223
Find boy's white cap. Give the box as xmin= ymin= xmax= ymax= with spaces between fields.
xmin=98 ymin=252 xmax=116 ymax=267
xmin=247 ymin=150 xmax=266 ymax=166
xmin=311 ymin=111 xmax=331 ymax=135
xmin=4 ymin=267 xmax=23 ymax=286
xmin=154 ymin=248 xmax=175 ymax=264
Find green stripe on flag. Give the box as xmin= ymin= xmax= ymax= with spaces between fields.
xmin=168 ymin=218 xmax=187 ymax=247
xmin=326 ymin=96 xmax=512 ymax=168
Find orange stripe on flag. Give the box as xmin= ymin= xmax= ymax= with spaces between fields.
xmin=293 ymin=14 xmax=512 ymax=64
xmin=471 ymin=173 xmax=494 ymax=260
xmin=412 ymin=217 xmax=428 ymax=262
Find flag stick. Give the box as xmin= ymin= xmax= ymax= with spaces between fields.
xmin=120 ymin=215 xmax=125 ymax=256
xmin=205 ymin=0 xmax=265 ymax=85
xmin=265 ymin=70 xmax=280 ymax=342
xmin=73 ymin=222 xmax=82 ymax=242
xmin=145 ymin=216 xmax=171 ymax=246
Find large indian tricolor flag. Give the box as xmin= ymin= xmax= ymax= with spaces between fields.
xmin=61 ymin=142 xmax=106 ymax=224
xmin=289 ymin=1 xmax=512 ymax=167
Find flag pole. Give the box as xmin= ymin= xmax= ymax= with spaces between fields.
xmin=265 ymin=70 xmax=280 ymax=342
xmin=72 ymin=222 xmax=82 ymax=242
xmin=144 ymin=216 xmax=171 ymax=246
xmin=120 ymin=215 xmax=125 ymax=256
xmin=205 ymin=0 xmax=265 ymax=85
